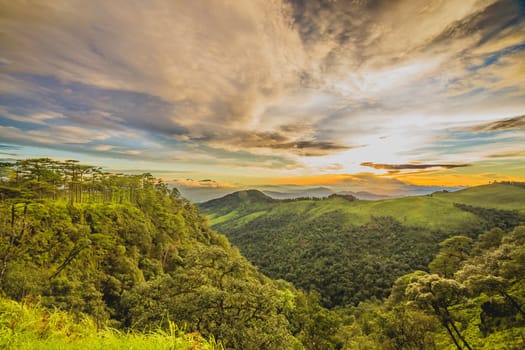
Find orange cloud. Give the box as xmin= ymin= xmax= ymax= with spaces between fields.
xmin=170 ymin=178 xmax=236 ymax=189
xmin=394 ymin=168 xmax=525 ymax=187
xmin=268 ymin=174 xmax=362 ymax=186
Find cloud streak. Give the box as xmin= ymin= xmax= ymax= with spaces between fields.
xmin=486 ymin=149 xmax=525 ymax=158
xmin=360 ymin=162 xmax=471 ymax=171
xmin=468 ymin=114 xmax=525 ymax=132
xmin=171 ymin=178 xmax=235 ymax=189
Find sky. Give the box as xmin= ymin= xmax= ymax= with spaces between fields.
xmin=1 ymin=0 xmax=525 ymax=202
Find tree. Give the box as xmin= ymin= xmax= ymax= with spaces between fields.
xmin=378 ymin=305 xmax=438 ymax=350
xmin=0 ymin=202 xmax=31 ymax=288
xmin=386 ymin=271 xmax=427 ymax=307
xmin=464 ymin=274 xmax=525 ymax=317
xmin=472 ymin=228 xmax=504 ymax=253
xmin=429 ymin=236 xmax=472 ymax=278
xmin=499 ymin=226 xmax=525 ymax=280
xmin=406 ymin=273 xmax=472 ymax=350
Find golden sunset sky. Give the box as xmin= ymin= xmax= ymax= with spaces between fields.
xmin=1 ymin=0 xmax=524 ymax=201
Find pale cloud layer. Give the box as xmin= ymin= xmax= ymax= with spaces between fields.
xmin=1 ymin=0 xmax=524 ymax=197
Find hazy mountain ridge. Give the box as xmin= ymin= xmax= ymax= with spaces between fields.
xmin=263 ymin=187 xmax=334 ymax=199
xmin=203 ymin=183 xmax=525 ymax=228
xmin=336 ymin=190 xmax=392 ymax=200
xmin=262 ymin=187 xmax=392 ymax=200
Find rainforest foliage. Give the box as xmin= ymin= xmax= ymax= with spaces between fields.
xmin=1 ymin=158 xmax=524 ymax=349
xmin=344 ymin=225 xmax=525 ymax=349
xmin=0 ymin=158 xmax=327 ymax=349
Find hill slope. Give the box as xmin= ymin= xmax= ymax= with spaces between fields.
xmin=200 ymin=183 xmax=525 ymax=306
xmin=0 ymin=159 xmax=324 ymax=349
xmin=203 ymin=183 xmax=525 ymax=231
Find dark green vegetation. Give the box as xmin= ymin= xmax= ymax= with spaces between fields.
xmin=201 ymin=186 xmax=525 ymax=348
xmin=200 ymin=185 xmax=525 ymax=307
xmin=1 ymin=159 xmax=525 ymax=349
xmin=350 ymin=225 xmax=525 ymax=349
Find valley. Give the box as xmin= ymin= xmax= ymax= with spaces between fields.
xmin=1 ymin=159 xmax=524 ymax=349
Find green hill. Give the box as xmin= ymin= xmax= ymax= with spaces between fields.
xmin=203 ymin=183 xmax=525 ymax=231
xmin=200 ymin=183 xmax=525 ymax=307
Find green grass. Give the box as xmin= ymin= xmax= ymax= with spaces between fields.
xmin=209 ymin=195 xmax=476 ymax=231
xmin=0 ymin=297 xmax=221 ymax=350
xmin=202 ymin=183 xmax=525 ymax=232
xmin=433 ymin=183 xmax=525 ymax=211
xmin=207 ymin=209 xmax=241 ymax=226
xmin=208 ymin=210 xmax=269 ymax=228
xmin=340 ymin=195 xmax=478 ymax=230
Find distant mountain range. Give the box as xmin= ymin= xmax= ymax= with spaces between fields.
xmin=176 ymin=182 xmax=465 ymax=203
xmin=335 ymin=190 xmax=391 ymax=200
xmin=262 ymin=186 xmax=333 ymax=199
xmin=261 ymin=186 xmax=391 ymax=200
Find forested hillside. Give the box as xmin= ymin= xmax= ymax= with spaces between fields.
xmin=341 ymin=225 xmax=525 ymax=349
xmin=0 ymin=158 xmax=334 ymax=349
xmin=200 ymin=185 xmax=525 ymax=307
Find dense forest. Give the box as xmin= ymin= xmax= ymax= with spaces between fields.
xmin=1 ymin=158 xmax=524 ymax=349
xmin=201 ymin=186 xmax=525 ymax=348
xmin=201 ymin=187 xmax=525 ymax=307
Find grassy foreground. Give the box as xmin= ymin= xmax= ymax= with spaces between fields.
xmin=0 ymin=297 xmax=221 ymax=350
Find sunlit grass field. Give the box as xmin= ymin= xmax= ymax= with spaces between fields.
xmin=0 ymin=297 xmax=221 ymax=350
xmin=205 ymin=183 xmax=525 ymax=231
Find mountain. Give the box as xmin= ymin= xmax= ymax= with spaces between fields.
xmin=199 ymin=189 xmax=274 ymax=213
xmin=200 ymin=183 xmax=525 ymax=307
xmin=203 ymin=183 xmax=525 ymax=231
xmin=336 ymin=190 xmax=391 ymax=200
xmin=262 ymin=187 xmax=334 ymax=199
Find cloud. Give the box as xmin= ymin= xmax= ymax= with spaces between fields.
xmin=198 ymin=126 xmax=355 ymax=156
xmin=317 ymin=163 xmax=344 ymax=172
xmin=0 ymin=73 xmax=180 ymax=134
xmin=286 ymin=0 xmax=504 ymax=74
xmin=485 ymin=149 xmax=525 ymax=158
xmin=171 ymin=178 xmax=235 ymax=189
xmin=271 ymin=140 xmax=353 ymax=154
xmin=0 ymin=0 xmax=524 ymax=180
xmin=223 ymin=135 xmax=352 ymax=156
xmin=0 ymin=0 xmax=306 ymax=138
xmin=0 ymin=143 xmax=20 ymax=157
xmin=266 ymin=171 xmax=465 ymax=197
xmin=0 ymin=144 xmax=20 ymax=150
xmin=0 ymin=106 xmax=67 ymax=126
xmin=171 ymin=177 xmax=239 ymax=202
xmin=468 ymin=114 xmax=525 ymax=132
xmin=360 ymin=162 xmax=470 ymax=171
xmin=431 ymin=0 xmax=521 ymax=46
xmin=0 ymin=124 xmax=107 ymax=145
